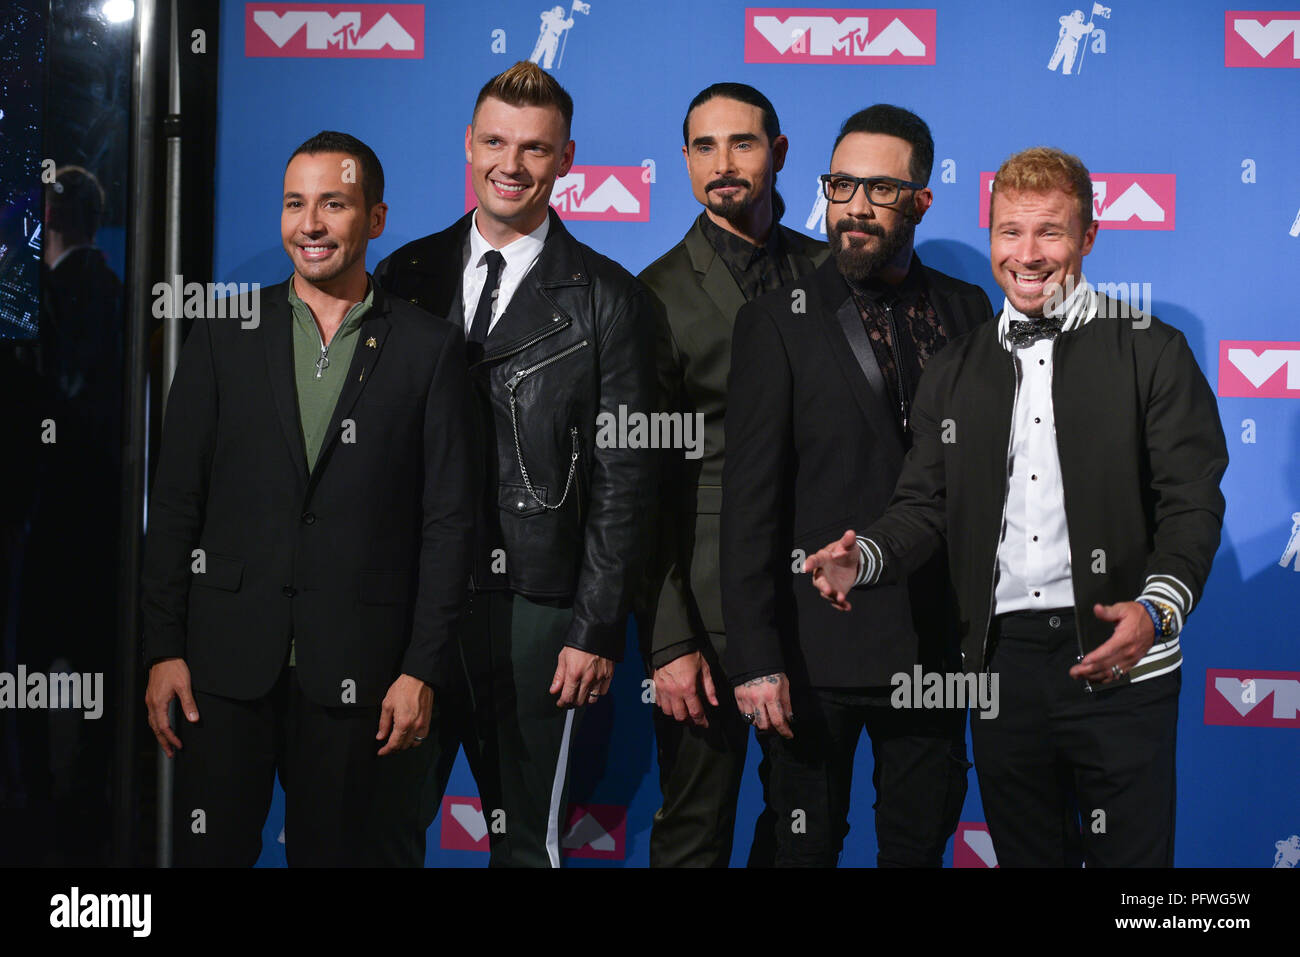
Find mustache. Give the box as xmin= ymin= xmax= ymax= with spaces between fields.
xmin=706 ymin=176 xmax=751 ymax=192
xmin=831 ymin=217 xmax=887 ymax=238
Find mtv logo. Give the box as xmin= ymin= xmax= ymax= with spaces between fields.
xmin=978 ymin=171 xmax=1175 ymax=230
xmin=463 ymin=165 xmax=650 ymax=222
xmin=1217 ymin=341 xmax=1300 ymax=398
xmin=1225 ymin=11 xmax=1300 ymax=66
xmin=1204 ymin=669 xmax=1300 ymax=728
xmin=744 ymin=7 xmax=936 ymax=64
xmin=438 ymin=795 xmax=490 ymax=852
xmin=953 ymin=822 xmax=998 ymax=867
xmin=245 ymin=3 xmax=424 ymax=59
xmin=560 ymin=803 xmax=626 ymax=860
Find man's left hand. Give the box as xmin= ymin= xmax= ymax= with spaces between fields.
xmin=550 ymin=646 xmax=614 ymax=708
xmin=376 ymin=674 xmax=433 ymax=755
xmin=1068 ymin=602 xmax=1156 ymax=684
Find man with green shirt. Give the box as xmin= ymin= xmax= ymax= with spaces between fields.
xmin=142 ymin=131 xmax=477 ymax=866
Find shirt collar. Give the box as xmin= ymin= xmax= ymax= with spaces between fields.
xmin=997 ymin=274 xmax=1097 ymax=352
xmin=697 ymin=211 xmax=783 ymax=267
xmin=288 ymin=274 xmax=374 ymax=333
xmin=469 ymin=209 xmax=549 ymax=271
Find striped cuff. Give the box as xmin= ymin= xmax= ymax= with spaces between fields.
xmin=1135 ymin=573 xmax=1192 ymax=637
xmin=854 ymin=537 xmax=885 ymax=586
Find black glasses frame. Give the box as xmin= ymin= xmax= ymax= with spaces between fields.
xmin=819 ymin=173 xmax=925 ymax=207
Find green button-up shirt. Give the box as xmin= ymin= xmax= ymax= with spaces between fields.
xmin=286 ymin=276 xmax=373 ymax=667
xmin=288 ymin=276 xmax=373 ymax=472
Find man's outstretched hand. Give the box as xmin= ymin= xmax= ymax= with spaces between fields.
xmin=804 ymin=529 xmax=860 ymax=611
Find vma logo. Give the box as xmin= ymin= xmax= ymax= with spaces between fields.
xmin=1204 ymin=669 xmax=1300 ymax=728
xmin=245 ymin=3 xmax=423 ymax=58
xmin=978 ymin=171 xmax=1175 ymax=230
xmin=744 ymin=8 xmax=936 ymax=64
xmin=560 ymin=803 xmax=626 ymax=860
xmin=953 ymin=822 xmax=999 ymax=867
xmin=1217 ymin=341 xmax=1300 ymax=398
xmin=1225 ymin=11 xmax=1300 ymax=66
xmin=463 ymin=165 xmax=650 ymax=222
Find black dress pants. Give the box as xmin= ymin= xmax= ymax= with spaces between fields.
xmin=172 ymin=664 xmax=425 ymax=867
xmin=647 ymin=632 xmax=777 ymax=867
xmin=758 ymin=684 xmax=969 ymax=867
xmin=971 ymin=609 xmax=1180 ymax=867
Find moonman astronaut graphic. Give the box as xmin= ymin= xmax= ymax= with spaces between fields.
xmin=1048 ymin=10 xmax=1093 ymax=74
xmin=1275 ymin=835 xmax=1300 ymax=868
xmin=1279 ymin=512 xmax=1300 ymax=571
xmin=530 ymin=6 xmax=574 ymax=68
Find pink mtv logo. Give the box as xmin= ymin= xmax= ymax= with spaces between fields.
xmin=1225 ymin=11 xmax=1300 ymax=66
xmin=463 ymin=165 xmax=650 ymax=222
xmin=1217 ymin=341 xmax=1300 ymax=398
xmin=953 ymin=822 xmax=998 ymax=868
xmin=744 ymin=7 xmax=936 ymax=64
xmin=438 ymin=795 xmax=491 ymax=851
xmin=1204 ymin=669 xmax=1300 ymax=728
xmin=245 ymin=3 xmax=423 ymax=58
xmin=561 ymin=803 xmax=626 ymax=860
xmin=978 ymin=171 xmax=1175 ymax=231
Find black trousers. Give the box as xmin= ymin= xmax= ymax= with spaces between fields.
xmin=172 ymin=665 xmax=426 ymax=867
xmin=758 ymin=684 xmax=969 ymax=867
xmin=372 ymin=590 xmax=582 ymax=868
xmin=647 ymin=632 xmax=776 ymax=868
xmin=971 ymin=609 xmax=1180 ymax=867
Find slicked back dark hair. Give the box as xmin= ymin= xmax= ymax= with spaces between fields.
xmin=288 ymin=130 xmax=385 ymax=210
xmin=682 ymin=82 xmax=786 ymax=221
xmin=832 ymin=105 xmax=935 ymax=186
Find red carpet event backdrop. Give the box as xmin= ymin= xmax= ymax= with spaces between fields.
xmin=212 ymin=0 xmax=1300 ymax=867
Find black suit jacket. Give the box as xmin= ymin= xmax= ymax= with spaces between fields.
xmin=140 ymin=278 xmax=477 ymax=707
xmin=636 ymin=218 xmax=827 ymax=670
xmin=721 ymin=254 xmax=993 ymax=688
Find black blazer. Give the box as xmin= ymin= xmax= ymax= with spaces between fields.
xmin=140 ymin=279 xmax=478 ymax=707
xmin=720 ymin=255 xmax=993 ymax=688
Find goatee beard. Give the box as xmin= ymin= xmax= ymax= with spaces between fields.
xmin=831 ymin=215 xmax=914 ymax=283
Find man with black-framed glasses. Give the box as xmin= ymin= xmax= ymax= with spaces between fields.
xmin=721 ymin=105 xmax=993 ymax=866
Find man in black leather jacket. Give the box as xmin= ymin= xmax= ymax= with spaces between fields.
xmin=373 ymin=61 xmax=657 ymax=867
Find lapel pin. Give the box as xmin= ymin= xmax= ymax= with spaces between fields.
xmin=366 ymin=336 xmax=377 ymax=348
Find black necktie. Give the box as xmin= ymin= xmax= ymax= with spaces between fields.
xmin=1006 ymin=316 xmax=1065 ymax=348
xmin=468 ymin=249 xmax=506 ymax=346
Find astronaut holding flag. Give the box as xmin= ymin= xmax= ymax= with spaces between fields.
xmin=530 ymin=1 xmax=591 ymax=70
xmin=1048 ymin=4 xmax=1110 ymax=75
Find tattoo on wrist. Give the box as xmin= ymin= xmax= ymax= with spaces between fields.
xmin=742 ymin=674 xmax=780 ymax=687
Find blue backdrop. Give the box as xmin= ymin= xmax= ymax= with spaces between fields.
xmin=212 ymin=0 xmax=1300 ymax=867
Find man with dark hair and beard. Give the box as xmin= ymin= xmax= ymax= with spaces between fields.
xmin=636 ymin=83 xmax=827 ymax=866
xmin=720 ymin=105 xmax=993 ymax=866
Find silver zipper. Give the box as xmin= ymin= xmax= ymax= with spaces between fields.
xmin=473 ymin=317 xmax=572 ymax=369
xmin=504 ymin=340 xmax=590 ymax=510
xmin=981 ymin=348 xmax=1020 ymax=673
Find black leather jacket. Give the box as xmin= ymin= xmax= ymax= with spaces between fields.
xmin=374 ymin=210 xmax=658 ymax=660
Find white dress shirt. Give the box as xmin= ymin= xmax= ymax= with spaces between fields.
xmin=992 ymin=276 xmax=1097 ymax=613
xmin=993 ymin=335 xmax=1075 ymax=613
xmin=460 ymin=210 xmax=549 ymax=337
